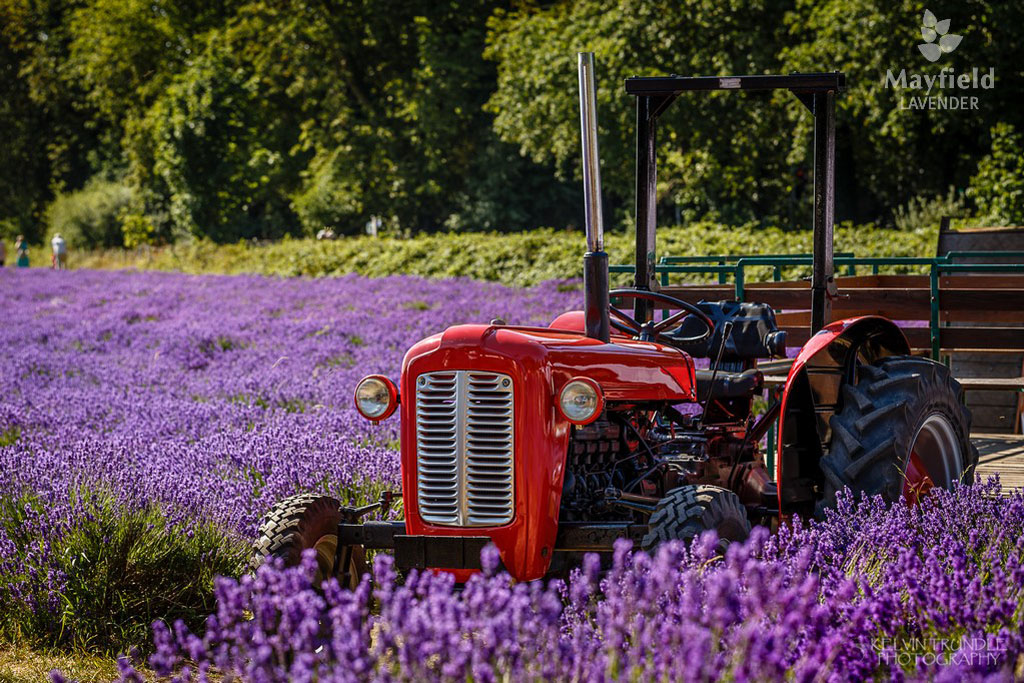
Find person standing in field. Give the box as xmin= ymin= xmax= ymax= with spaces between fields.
xmin=51 ymin=233 xmax=67 ymax=270
xmin=15 ymin=235 xmax=29 ymax=268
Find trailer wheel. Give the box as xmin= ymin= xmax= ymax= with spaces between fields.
xmin=252 ymin=493 xmax=367 ymax=589
xmin=641 ymin=485 xmax=750 ymax=555
xmin=817 ymin=356 xmax=977 ymax=515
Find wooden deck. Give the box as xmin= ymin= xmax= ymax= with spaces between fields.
xmin=973 ymin=433 xmax=1024 ymax=493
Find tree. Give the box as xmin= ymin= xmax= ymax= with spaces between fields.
xmin=128 ymin=0 xmax=574 ymax=241
xmin=0 ymin=27 xmax=52 ymax=241
xmin=0 ymin=0 xmax=109 ymax=241
xmin=67 ymin=0 xmax=241 ymax=136
xmin=274 ymin=0 xmax=573 ymax=235
xmin=969 ymin=123 xmax=1024 ymax=224
xmin=132 ymin=29 xmax=308 ymax=242
xmin=782 ymin=0 xmax=1024 ymax=222
xmin=485 ymin=0 xmax=800 ymax=228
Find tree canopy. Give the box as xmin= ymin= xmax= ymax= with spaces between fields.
xmin=1 ymin=1 xmax=1021 ymax=246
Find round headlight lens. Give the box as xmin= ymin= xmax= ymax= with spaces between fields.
xmin=558 ymin=378 xmax=603 ymax=425
xmin=354 ymin=376 xmax=397 ymax=420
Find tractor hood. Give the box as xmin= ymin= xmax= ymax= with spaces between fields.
xmin=396 ymin=323 xmax=695 ymax=581
xmin=402 ymin=323 xmax=696 ymax=402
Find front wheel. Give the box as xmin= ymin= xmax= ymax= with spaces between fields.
xmin=818 ymin=356 xmax=978 ymax=515
xmin=641 ymin=485 xmax=750 ymax=555
xmin=252 ymin=493 xmax=367 ymax=589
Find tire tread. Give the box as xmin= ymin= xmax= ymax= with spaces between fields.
xmin=817 ymin=355 xmax=977 ymax=516
xmin=641 ymin=485 xmax=750 ymax=553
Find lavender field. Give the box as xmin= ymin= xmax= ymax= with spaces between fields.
xmin=0 ymin=268 xmax=575 ymax=660
xmin=1 ymin=268 xmax=1023 ymax=682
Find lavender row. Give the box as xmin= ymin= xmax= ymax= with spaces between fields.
xmin=0 ymin=269 xmax=577 ymax=528
xmin=0 ymin=268 xmax=578 ymax=639
xmin=122 ymin=482 xmax=1023 ymax=682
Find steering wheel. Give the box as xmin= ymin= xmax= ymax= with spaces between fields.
xmin=608 ymin=289 xmax=715 ymax=344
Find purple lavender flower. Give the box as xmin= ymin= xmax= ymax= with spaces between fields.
xmin=3 ymin=269 xmax=1021 ymax=681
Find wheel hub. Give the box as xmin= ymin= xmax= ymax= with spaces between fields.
xmin=904 ymin=413 xmax=963 ymax=503
xmin=312 ymin=534 xmax=338 ymax=584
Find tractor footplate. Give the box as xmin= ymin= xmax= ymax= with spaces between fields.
xmin=554 ymin=522 xmax=648 ymax=551
xmin=336 ymin=521 xmax=491 ymax=570
xmin=337 ymin=520 xmax=404 ymax=549
xmin=393 ymin=536 xmax=491 ymax=570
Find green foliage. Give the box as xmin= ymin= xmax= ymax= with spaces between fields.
xmin=115 ymin=0 xmax=577 ymax=242
xmin=134 ymin=29 xmax=306 ymax=242
xmin=0 ymin=426 xmax=20 ymax=448
xmin=120 ymin=212 xmax=156 ymax=249
xmin=892 ymin=188 xmax=965 ymax=233
xmin=45 ymin=178 xmax=133 ymax=250
xmin=2 ymin=0 xmax=1023 ymax=242
xmin=0 ymin=2 xmax=83 ymax=243
xmin=969 ymin=123 xmax=1024 ymax=225
xmin=67 ymin=0 xmax=238 ymax=128
xmin=488 ymin=1 xmax=1024 ymax=225
xmin=0 ymin=489 xmax=246 ymax=655
xmin=782 ymin=0 xmax=1023 ymax=220
xmin=486 ymin=0 xmax=797 ymax=227
xmin=78 ymin=222 xmax=938 ymax=288
xmin=291 ymin=149 xmax=365 ymax=236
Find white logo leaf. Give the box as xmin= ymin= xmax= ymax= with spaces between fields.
xmin=936 ymin=18 xmax=950 ymax=35
xmin=918 ymin=43 xmax=942 ymax=61
xmin=923 ymin=9 xmax=937 ymax=28
xmin=921 ymin=27 xmax=937 ymax=42
xmin=939 ymin=34 xmax=962 ymax=53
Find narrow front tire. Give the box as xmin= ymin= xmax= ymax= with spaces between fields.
xmin=252 ymin=493 xmax=367 ymax=589
xmin=641 ymin=485 xmax=750 ymax=555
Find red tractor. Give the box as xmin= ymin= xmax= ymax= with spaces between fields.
xmin=254 ymin=55 xmax=976 ymax=585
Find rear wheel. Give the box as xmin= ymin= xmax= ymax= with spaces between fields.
xmin=641 ymin=485 xmax=750 ymax=554
xmin=252 ymin=493 xmax=367 ymax=589
xmin=818 ymin=356 xmax=977 ymax=515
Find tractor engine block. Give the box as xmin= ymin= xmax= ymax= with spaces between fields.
xmin=560 ymin=418 xmax=636 ymax=521
xmin=559 ymin=410 xmax=766 ymax=523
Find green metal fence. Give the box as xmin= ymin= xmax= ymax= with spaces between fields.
xmin=612 ymin=251 xmax=1024 ymax=359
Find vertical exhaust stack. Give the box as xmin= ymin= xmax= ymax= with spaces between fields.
xmin=578 ymin=52 xmax=611 ymax=342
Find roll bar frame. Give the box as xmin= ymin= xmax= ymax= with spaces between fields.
xmin=625 ymin=72 xmax=846 ymax=332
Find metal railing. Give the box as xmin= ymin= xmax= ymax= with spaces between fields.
xmin=612 ymin=250 xmax=1024 ymax=359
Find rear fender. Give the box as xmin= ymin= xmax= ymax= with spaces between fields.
xmin=775 ymin=316 xmax=910 ymax=514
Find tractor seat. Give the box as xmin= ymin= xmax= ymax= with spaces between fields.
xmin=694 ymin=368 xmax=763 ymax=401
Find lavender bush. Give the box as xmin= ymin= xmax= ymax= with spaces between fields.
xmin=0 ymin=268 xmax=576 ymax=649
xmin=1 ymin=268 xmax=1021 ymax=681
xmin=128 ymin=482 xmax=1023 ymax=682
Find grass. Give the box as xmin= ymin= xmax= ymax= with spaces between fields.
xmin=0 ymin=643 xmax=122 ymax=683
xmin=0 ymin=488 xmax=248 ymax=657
xmin=0 ymin=478 xmax=395 ymax=676
xmin=70 ymin=221 xmax=941 ymax=287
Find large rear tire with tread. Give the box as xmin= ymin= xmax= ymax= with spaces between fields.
xmin=641 ymin=485 xmax=750 ymax=554
xmin=817 ymin=355 xmax=977 ymax=516
xmin=252 ymin=493 xmax=366 ymax=589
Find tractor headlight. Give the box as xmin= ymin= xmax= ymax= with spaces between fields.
xmin=354 ymin=375 xmax=399 ymax=421
xmin=558 ymin=377 xmax=604 ymax=425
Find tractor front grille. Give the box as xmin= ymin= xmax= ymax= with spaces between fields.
xmin=414 ymin=371 xmax=515 ymax=526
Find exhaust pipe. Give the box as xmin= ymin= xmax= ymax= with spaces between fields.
xmin=578 ymin=52 xmax=610 ymax=342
